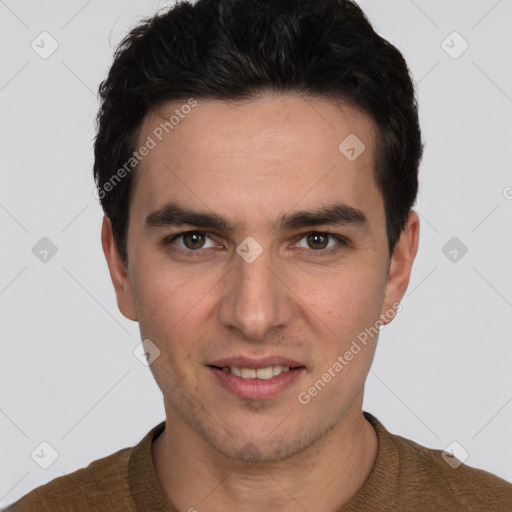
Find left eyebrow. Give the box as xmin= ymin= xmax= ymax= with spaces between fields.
xmin=275 ymin=203 xmax=369 ymax=232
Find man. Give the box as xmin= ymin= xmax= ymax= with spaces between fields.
xmin=5 ymin=0 xmax=512 ymax=510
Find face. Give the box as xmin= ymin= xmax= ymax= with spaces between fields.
xmin=103 ymin=93 xmax=419 ymax=463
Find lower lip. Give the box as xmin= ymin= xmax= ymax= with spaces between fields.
xmin=208 ymin=367 xmax=305 ymax=399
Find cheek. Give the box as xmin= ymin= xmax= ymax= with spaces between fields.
xmin=133 ymin=270 xmax=194 ymax=335
xmin=132 ymin=271 xmax=210 ymax=387
xmin=132 ymin=262 xmax=225 ymax=345
xmin=300 ymin=274 xmax=382 ymax=397
xmin=291 ymin=264 xmax=384 ymax=336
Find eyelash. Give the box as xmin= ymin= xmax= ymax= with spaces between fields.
xmin=164 ymin=231 xmax=349 ymax=257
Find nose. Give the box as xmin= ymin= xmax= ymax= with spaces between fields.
xmin=217 ymin=247 xmax=294 ymax=341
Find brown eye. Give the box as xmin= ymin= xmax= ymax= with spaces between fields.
xmin=295 ymin=232 xmax=346 ymax=254
xmin=182 ymin=232 xmax=207 ymax=249
xmin=165 ymin=231 xmax=218 ymax=255
xmin=306 ymin=232 xmax=329 ymax=249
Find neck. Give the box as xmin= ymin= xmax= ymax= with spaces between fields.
xmin=152 ymin=406 xmax=378 ymax=512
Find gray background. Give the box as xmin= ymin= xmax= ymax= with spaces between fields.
xmin=1 ymin=0 xmax=511 ymax=507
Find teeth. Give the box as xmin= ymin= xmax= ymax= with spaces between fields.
xmin=256 ymin=367 xmax=273 ymax=379
xmin=241 ymin=368 xmax=256 ymax=378
xmin=222 ymin=365 xmax=292 ymax=379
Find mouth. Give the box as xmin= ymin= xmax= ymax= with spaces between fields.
xmin=207 ymin=357 xmax=306 ymax=399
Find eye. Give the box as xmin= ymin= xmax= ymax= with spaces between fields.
xmin=295 ymin=232 xmax=346 ymax=251
xmin=168 ymin=231 xmax=217 ymax=250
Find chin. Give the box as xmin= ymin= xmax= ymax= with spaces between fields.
xmin=202 ymin=421 xmax=325 ymax=465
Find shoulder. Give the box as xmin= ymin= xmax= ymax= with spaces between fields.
xmin=362 ymin=412 xmax=512 ymax=511
xmin=3 ymin=446 xmax=134 ymax=512
xmin=391 ymin=429 xmax=512 ymax=509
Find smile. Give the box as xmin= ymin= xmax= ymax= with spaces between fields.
xmin=208 ymin=362 xmax=305 ymax=399
xmin=219 ymin=365 xmax=291 ymax=379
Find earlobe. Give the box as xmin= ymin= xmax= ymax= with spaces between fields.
xmin=101 ymin=216 xmax=138 ymax=322
xmin=380 ymin=210 xmax=420 ymax=325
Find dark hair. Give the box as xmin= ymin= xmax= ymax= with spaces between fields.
xmin=93 ymin=0 xmax=422 ymax=264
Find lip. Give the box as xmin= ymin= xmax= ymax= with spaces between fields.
xmin=208 ymin=366 xmax=305 ymax=399
xmin=208 ymin=356 xmax=304 ymax=369
xmin=206 ymin=356 xmax=306 ymax=400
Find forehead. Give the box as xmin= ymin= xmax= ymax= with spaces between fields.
xmin=130 ymin=94 xmax=382 ymax=232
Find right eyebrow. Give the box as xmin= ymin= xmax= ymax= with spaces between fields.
xmin=144 ymin=202 xmax=234 ymax=231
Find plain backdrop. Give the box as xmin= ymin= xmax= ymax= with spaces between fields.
xmin=1 ymin=0 xmax=511 ymax=507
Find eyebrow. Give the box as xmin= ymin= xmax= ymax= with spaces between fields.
xmin=144 ymin=201 xmax=369 ymax=232
xmin=145 ymin=202 xmax=234 ymax=231
xmin=276 ymin=203 xmax=368 ymax=231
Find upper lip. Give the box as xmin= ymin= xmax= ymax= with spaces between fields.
xmin=208 ymin=356 xmax=304 ymax=369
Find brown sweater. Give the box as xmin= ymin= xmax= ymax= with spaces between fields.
xmin=4 ymin=412 xmax=512 ymax=511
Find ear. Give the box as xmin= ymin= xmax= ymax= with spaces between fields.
xmin=101 ymin=216 xmax=138 ymax=321
xmin=380 ymin=210 xmax=420 ymax=325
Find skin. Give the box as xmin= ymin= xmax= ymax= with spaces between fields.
xmin=102 ymin=93 xmax=420 ymax=511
